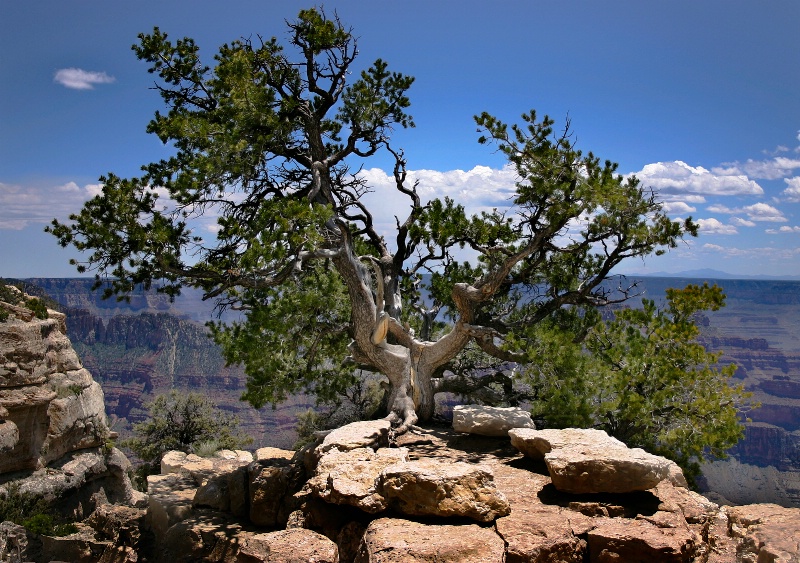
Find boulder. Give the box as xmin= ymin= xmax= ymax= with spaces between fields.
xmin=452 ymin=404 xmax=535 ymax=436
xmin=509 ymin=428 xmax=671 ymax=494
xmin=85 ymin=503 xmax=146 ymax=550
xmin=255 ymin=447 xmax=295 ymax=462
xmin=146 ymin=472 xmax=197 ymax=542
xmin=546 ymin=444 xmax=671 ymax=494
xmin=156 ymin=512 xmax=245 ymax=563
xmin=306 ymin=447 xmax=408 ymax=513
xmin=249 ymin=456 xmax=304 ymax=528
xmin=378 ymin=459 xmax=510 ymax=521
xmin=317 ymin=420 xmax=391 ymax=457
xmin=0 ymin=418 xmax=18 ymax=452
xmin=160 ymin=449 xmax=254 ymax=517
xmin=157 ymin=514 xmax=339 ymax=563
xmin=355 ymin=517 xmax=506 ymax=562
xmin=586 ymin=517 xmax=700 ymax=562
xmin=496 ymin=503 xmax=586 ymax=562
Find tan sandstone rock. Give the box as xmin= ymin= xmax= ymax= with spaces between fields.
xmin=378 ymin=458 xmax=510 ymax=521
xmin=452 ymin=404 xmax=535 ymax=436
xmin=249 ymin=453 xmax=306 ymax=528
xmin=317 ymin=420 xmax=391 ymax=457
xmin=586 ymin=517 xmax=700 ymax=562
xmin=508 ymin=428 xmax=626 ymax=460
xmin=0 ymin=305 xmax=111 ymax=473
xmin=355 ymin=517 xmax=505 ymax=563
xmin=509 ymin=428 xmax=671 ymax=494
xmin=147 ymin=472 xmax=198 ymax=542
xmin=306 ymin=447 xmax=408 ymax=513
xmin=237 ymin=528 xmax=339 ymax=563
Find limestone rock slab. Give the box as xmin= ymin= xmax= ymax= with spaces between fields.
xmin=496 ymin=503 xmax=585 ymax=562
xmin=378 ymin=459 xmax=510 ymax=522
xmin=249 ymin=456 xmax=304 ymax=528
xmin=452 ymin=404 xmax=535 ymax=436
xmin=508 ymin=428 xmax=625 ymax=461
xmin=546 ymin=445 xmax=671 ymax=494
xmin=318 ymin=420 xmax=391 ymax=456
xmin=509 ymin=428 xmax=671 ymax=494
xmin=306 ymin=447 xmax=408 ymax=513
xmin=355 ymin=517 xmax=505 ymax=563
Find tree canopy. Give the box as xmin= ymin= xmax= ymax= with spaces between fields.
xmin=49 ymin=8 xmax=701 ymax=433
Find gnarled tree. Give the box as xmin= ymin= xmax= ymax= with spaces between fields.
xmin=49 ymin=8 xmax=696 ymax=432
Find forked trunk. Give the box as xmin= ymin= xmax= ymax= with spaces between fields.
xmin=383 ymin=350 xmax=436 ymax=433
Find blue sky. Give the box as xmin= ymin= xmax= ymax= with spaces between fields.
xmin=2 ymin=1 xmax=800 ymax=278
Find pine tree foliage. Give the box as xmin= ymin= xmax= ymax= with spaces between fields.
xmin=49 ymin=8 xmax=699 ymax=432
xmin=519 ymin=283 xmax=752 ymax=484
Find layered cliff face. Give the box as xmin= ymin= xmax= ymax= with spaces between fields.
xmin=0 ymin=287 xmax=142 ymax=537
xmin=0 ymin=293 xmax=109 ymax=472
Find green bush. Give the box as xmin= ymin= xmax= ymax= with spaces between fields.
xmin=0 ymin=283 xmax=50 ymax=322
xmin=124 ymin=391 xmax=252 ymax=487
xmin=25 ymin=297 xmax=49 ymax=320
xmin=0 ymin=484 xmax=77 ymax=537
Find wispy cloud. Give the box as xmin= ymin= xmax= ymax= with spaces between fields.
xmin=701 ymin=243 xmax=800 ymax=260
xmin=713 ymin=157 xmax=800 ymax=181
xmin=54 ymin=68 xmax=115 ymax=90
xmin=706 ymin=202 xmax=787 ymax=222
xmin=765 ymin=226 xmax=800 ymax=234
xmin=0 ymin=181 xmax=101 ymax=229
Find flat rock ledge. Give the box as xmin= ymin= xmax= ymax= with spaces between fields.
xmin=452 ymin=404 xmax=535 ymax=436
xmin=510 ymin=427 xmax=672 ymax=494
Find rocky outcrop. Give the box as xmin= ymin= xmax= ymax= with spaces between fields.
xmin=306 ymin=447 xmax=409 ymax=513
xmin=124 ymin=422 xmax=800 ymax=562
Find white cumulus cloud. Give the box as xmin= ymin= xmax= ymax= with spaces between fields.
xmin=54 ymin=68 xmax=115 ymax=90
xmin=696 ymin=218 xmax=738 ymax=235
xmin=783 ymin=177 xmax=800 ymax=202
xmin=661 ymin=201 xmax=696 ymax=214
xmin=633 ymin=161 xmax=763 ymax=196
